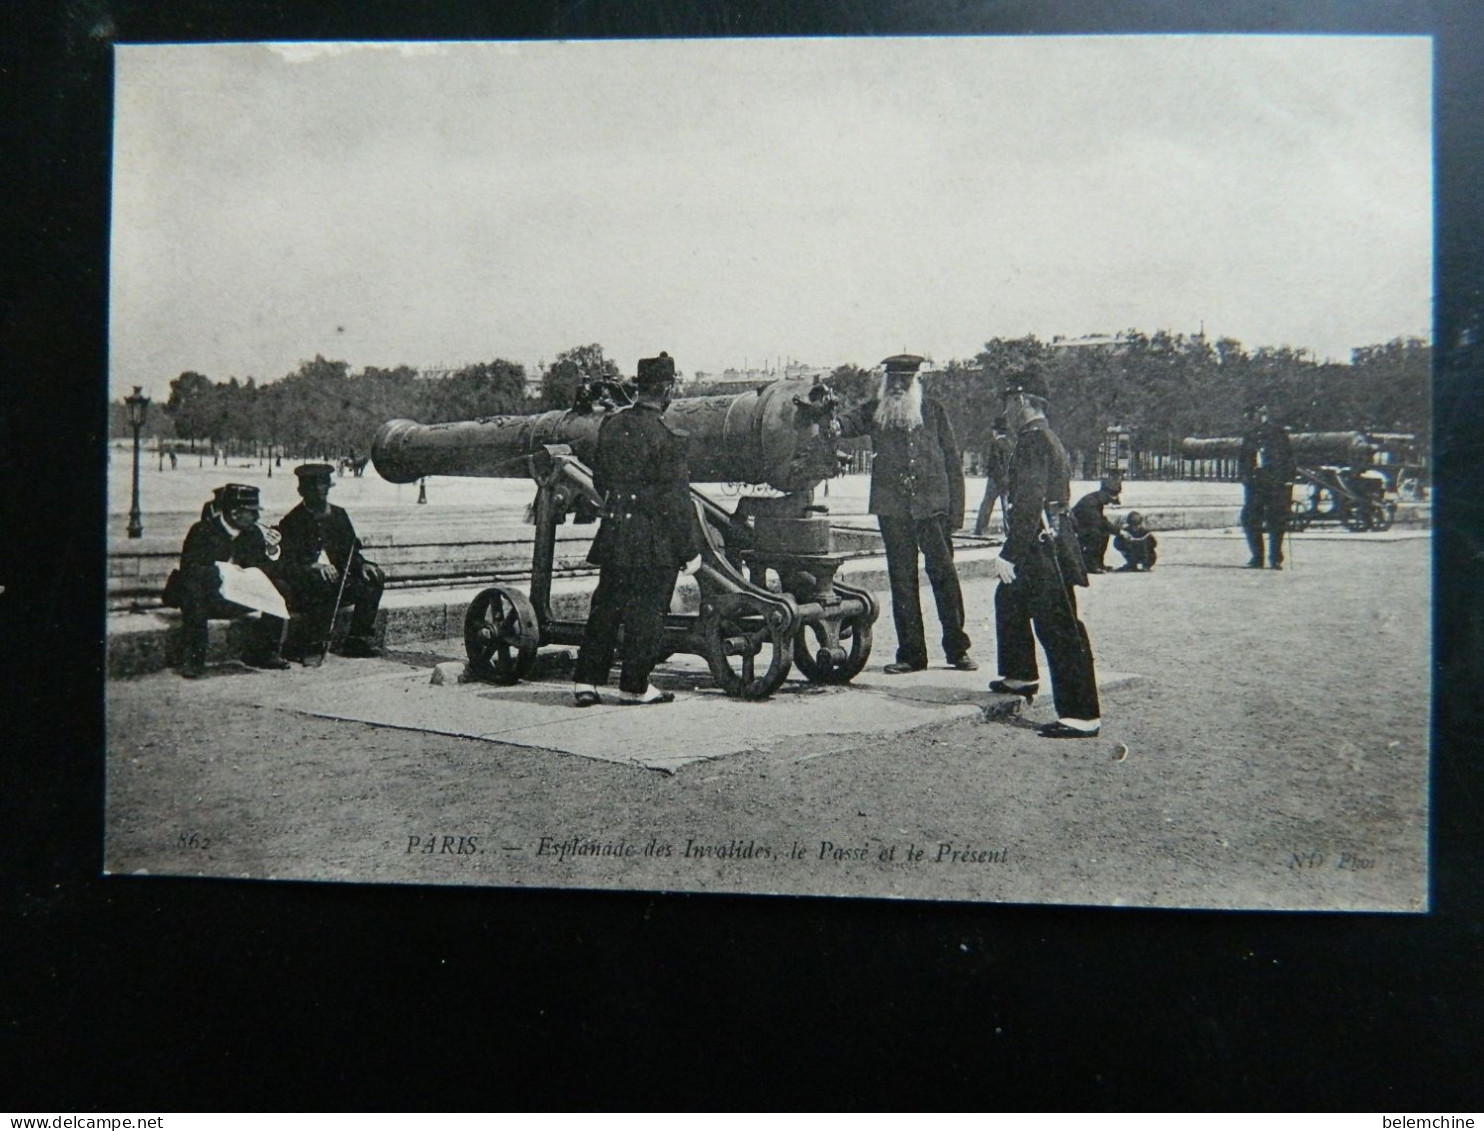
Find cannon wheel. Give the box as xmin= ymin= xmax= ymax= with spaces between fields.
xmin=1341 ymin=502 xmax=1372 ymax=533
xmin=1369 ymin=501 xmax=1396 ymax=532
xmin=700 ymin=602 xmax=793 ymax=699
xmin=792 ymin=612 xmax=873 ymax=684
xmin=464 ymin=586 xmax=540 ymax=684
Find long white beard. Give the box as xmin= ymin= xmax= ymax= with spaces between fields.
xmin=874 ymin=375 xmax=924 ymax=431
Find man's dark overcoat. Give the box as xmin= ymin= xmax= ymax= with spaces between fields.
xmin=575 ymin=401 xmax=701 ymax=694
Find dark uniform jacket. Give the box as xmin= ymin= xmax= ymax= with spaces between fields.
xmin=839 ymin=396 xmax=965 ymax=526
xmin=173 ymin=514 xmax=282 ymax=600
xmin=586 ymin=402 xmax=700 ymax=569
xmin=277 ymin=503 xmax=365 ymax=576
xmin=1239 ymin=422 xmax=1297 ymax=484
xmin=1003 ymin=421 xmax=1088 ymax=587
xmin=1071 ymin=489 xmax=1120 ymax=537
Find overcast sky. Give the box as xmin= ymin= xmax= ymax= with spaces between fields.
xmin=110 ymin=35 xmax=1431 ymax=402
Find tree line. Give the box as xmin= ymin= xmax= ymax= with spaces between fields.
xmin=127 ymin=332 xmax=1429 ymax=472
xmin=832 ymin=333 xmax=1429 ymax=469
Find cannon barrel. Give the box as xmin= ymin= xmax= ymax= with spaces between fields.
xmin=1180 ymin=430 xmax=1378 ymax=464
xmin=373 ymin=378 xmax=840 ymax=494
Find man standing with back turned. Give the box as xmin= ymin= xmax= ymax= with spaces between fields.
xmin=838 ymin=354 xmax=975 ymax=674
xmin=572 ymin=352 xmax=702 ymax=706
xmin=988 ymin=366 xmax=1102 ymax=739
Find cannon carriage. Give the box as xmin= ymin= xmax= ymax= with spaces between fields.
xmin=372 ymin=378 xmax=878 ymax=699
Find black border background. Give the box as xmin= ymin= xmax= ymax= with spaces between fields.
xmin=5 ymin=0 xmax=1481 ymax=1110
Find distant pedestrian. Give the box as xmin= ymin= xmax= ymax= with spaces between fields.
xmin=1239 ymin=402 xmax=1297 ymax=569
xmin=168 ymin=451 xmax=178 ymax=470
xmin=972 ymin=415 xmax=1016 ymax=537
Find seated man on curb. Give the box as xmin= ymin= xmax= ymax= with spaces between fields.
xmin=169 ymin=483 xmax=290 ymax=678
xmin=1071 ymin=476 xmax=1123 ymax=574
xmin=1113 ymin=511 xmax=1158 ymax=571
xmin=275 ymin=462 xmax=386 ymax=662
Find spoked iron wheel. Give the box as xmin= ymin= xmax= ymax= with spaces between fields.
xmin=1368 ymin=501 xmax=1396 ymax=532
xmin=700 ymin=602 xmax=793 ymax=699
xmin=792 ymin=612 xmax=873 ymax=684
xmin=464 ymin=586 xmax=540 ymax=684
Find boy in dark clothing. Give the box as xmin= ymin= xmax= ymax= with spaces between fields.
xmin=1113 ymin=511 xmax=1158 ymax=571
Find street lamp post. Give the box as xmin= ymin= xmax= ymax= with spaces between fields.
xmin=125 ymin=386 xmax=150 ymax=539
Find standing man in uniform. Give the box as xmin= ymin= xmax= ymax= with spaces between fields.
xmin=838 ymin=354 xmax=975 ymax=673
xmin=276 ymin=462 xmax=386 ymax=661
xmin=972 ymin=414 xmax=1016 ymax=537
xmin=988 ymin=366 xmax=1102 ymax=739
xmin=1239 ymin=401 xmax=1297 ymax=570
xmin=170 ymin=483 xmax=290 ymax=678
xmin=573 ymin=352 xmax=701 ymax=706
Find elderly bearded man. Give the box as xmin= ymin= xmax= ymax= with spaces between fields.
xmin=838 ymin=354 xmax=974 ymax=674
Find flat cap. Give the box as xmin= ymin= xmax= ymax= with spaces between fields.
xmin=294 ymin=462 xmax=336 ymax=483
xmin=1002 ymin=366 xmax=1050 ymax=400
xmin=880 ymin=354 xmax=926 ymax=374
xmin=636 ymin=351 xmax=676 ymax=389
xmin=218 ymin=483 xmax=260 ymax=509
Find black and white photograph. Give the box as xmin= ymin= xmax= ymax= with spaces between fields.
xmin=103 ymin=34 xmax=1432 ymax=911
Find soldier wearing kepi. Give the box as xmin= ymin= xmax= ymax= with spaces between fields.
xmin=572 ymin=352 xmax=702 ymax=707
xmin=276 ymin=462 xmax=386 ymax=661
xmin=837 ymin=354 xmax=974 ymax=674
xmin=1239 ymin=401 xmax=1297 ymax=570
xmin=170 ymin=482 xmax=290 ymax=678
xmin=988 ymin=366 xmax=1102 ymax=739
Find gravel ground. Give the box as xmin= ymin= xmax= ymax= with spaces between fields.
xmin=105 ymin=528 xmax=1430 ymax=911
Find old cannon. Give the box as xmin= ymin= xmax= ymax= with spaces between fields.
xmin=372 ymin=378 xmax=878 ymax=699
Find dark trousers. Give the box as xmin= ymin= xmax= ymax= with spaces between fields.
xmin=178 ymin=572 xmax=285 ymax=669
xmin=1242 ymin=479 xmax=1293 ymax=565
xmin=994 ymin=549 xmax=1100 ymax=721
xmin=1078 ymin=528 xmax=1111 ymax=572
xmin=574 ymin=565 xmax=678 ymax=694
xmin=973 ymin=486 xmax=1001 ymax=536
xmin=879 ymin=513 xmax=971 ymax=666
xmin=284 ymin=569 xmax=384 ymax=653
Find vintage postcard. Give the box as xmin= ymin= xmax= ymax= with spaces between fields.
xmin=104 ymin=36 xmax=1432 ymax=910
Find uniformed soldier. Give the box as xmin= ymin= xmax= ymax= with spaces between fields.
xmin=1239 ymin=401 xmax=1297 ymax=569
xmin=171 ymin=483 xmax=290 ymax=678
xmin=275 ymin=463 xmax=386 ymax=661
xmin=572 ymin=352 xmax=702 ymax=706
xmin=1071 ymin=475 xmax=1123 ymax=573
xmin=837 ymin=354 xmax=975 ymax=673
xmin=988 ymin=366 xmax=1102 ymax=738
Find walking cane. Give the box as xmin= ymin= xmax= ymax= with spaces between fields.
xmin=320 ymin=537 xmax=361 ymax=665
